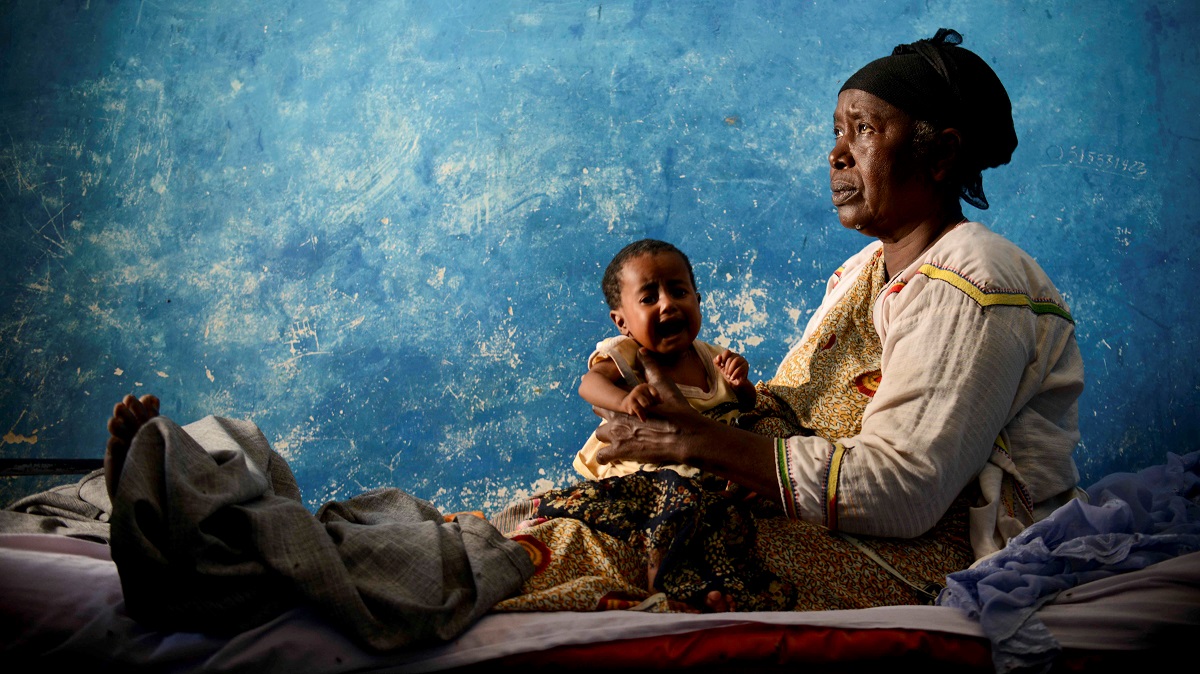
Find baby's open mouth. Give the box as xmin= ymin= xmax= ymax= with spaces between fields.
xmin=657 ymin=319 xmax=687 ymax=337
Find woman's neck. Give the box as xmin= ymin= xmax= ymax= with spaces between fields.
xmin=880 ymin=208 xmax=966 ymax=279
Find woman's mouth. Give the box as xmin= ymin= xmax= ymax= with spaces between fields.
xmin=830 ymin=182 xmax=857 ymax=206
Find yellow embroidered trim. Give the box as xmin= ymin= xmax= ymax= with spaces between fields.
xmin=918 ymin=264 xmax=1074 ymax=323
xmin=774 ymin=438 xmax=798 ymax=519
xmin=825 ymin=441 xmax=850 ymax=530
xmin=991 ymin=433 xmax=1034 ymax=519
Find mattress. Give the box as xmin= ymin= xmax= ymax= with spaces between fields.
xmin=3 ymin=533 xmax=1195 ymax=672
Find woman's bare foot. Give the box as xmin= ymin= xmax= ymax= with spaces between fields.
xmin=704 ymin=590 xmax=736 ymax=613
xmin=104 ymin=394 xmax=160 ymax=499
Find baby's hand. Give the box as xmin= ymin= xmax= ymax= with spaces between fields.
xmin=620 ymin=383 xmax=661 ymax=421
xmin=714 ymin=349 xmax=749 ymax=387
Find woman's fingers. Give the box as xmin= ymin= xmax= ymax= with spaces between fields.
xmin=595 ymin=409 xmax=692 ymax=468
xmin=595 ymin=410 xmax=674 ymax=441
xmin=594 ymin=409 xmax=675 ymax=461
xmin=592 ymin=349 xmax=705 ymax=467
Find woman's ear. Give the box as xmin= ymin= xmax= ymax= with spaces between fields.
xmin=610 ymin=309 xmax=629 ymax=337
xmin=931 ymin=128 xmax=963 ymax=183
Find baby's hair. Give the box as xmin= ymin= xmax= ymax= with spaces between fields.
xmin=602 ymin=239 xmax=697 ymax=309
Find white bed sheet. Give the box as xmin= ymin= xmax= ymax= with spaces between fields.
xmin=2 ymin=533 xmax=1196 ymax=672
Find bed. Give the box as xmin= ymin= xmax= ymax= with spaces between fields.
xmin=3 ymin=439 xmax=1197 ymax=672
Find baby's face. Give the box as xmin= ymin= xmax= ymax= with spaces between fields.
xmin=610 ymin=252 xmax=702 ymax=355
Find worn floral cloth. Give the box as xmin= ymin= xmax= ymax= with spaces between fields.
xmin=739 ymin=248 xmax=887 ymax=441
xmin=492 ymin=483 xmax=971 ymax=613
xmin=527 ymin=471 xmax=794 ymax=611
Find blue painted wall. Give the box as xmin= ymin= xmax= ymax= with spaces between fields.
xmin=2 ymin=1 xmax=1197 ymax=513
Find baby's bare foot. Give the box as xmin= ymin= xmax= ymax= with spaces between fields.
xmin=646 ymin=548 xmax=664 ymax=589
xmin=703 ymin=590 xmax=736 ymax=613
xmin=104 ymin=394 xmax=160 ymax=499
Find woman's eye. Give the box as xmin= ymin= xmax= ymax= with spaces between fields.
xmin=857 ymin=123 xmax=870 ymax=133
xmin=833 ymin=127 xmax=843 ymax=138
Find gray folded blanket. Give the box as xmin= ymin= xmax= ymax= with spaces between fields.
xmin=18 ymin=415 xmax=535 ymax=651
xmin=1 ymin=468 xmax=113 ymax=541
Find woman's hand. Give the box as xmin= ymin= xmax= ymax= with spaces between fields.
xmin=594 ymin=350 xmax=703 ymax=467
xmin=595 ymin=349 xmax=779 ymax=496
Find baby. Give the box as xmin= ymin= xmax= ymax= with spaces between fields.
xmin=573 ymin=239 xmax=757 ymax=480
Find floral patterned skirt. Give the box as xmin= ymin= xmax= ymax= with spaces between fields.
xmin=492 ymin=470 xmax=972 ymax=613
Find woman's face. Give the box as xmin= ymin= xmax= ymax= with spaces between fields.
xmin=829 ymin=89 xmax=937 ymax=238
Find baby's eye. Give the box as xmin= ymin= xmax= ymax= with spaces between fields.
xmin=671 ymin=288 xmax=690 ymax=298
xmin=639 ymin=295 xmax=656 ymax=305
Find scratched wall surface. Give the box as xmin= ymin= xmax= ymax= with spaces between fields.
xmin=2 ymin=1 xmax=1197 ymax=512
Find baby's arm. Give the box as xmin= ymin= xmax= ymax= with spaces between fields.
xmin=713 ymin=349 xmax=758 ymax=412
xmin=579 ymin=359 xmax=660 ymax=421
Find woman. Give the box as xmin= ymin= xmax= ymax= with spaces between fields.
xmin=492 ymin=29 xmax=1084 ymax=613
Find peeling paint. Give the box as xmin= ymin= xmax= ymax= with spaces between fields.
xmin=2 ymin=431 xmax=38 ymax=445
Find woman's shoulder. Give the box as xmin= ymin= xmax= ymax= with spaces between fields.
xmin=904 ymin=222 xmax=1071 ymax=316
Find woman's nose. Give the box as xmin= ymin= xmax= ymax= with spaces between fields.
xmin=829 ymin=136 xmax=852 ymax=170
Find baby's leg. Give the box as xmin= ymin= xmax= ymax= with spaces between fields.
xmin=647 ymin=549 xmax=736 ymax=612
xmin=646 ymin=548 xmax=663 ymax=589
xmin=104 ymin=394 xmax=160 ymax=499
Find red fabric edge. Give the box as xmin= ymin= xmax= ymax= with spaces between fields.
xmin=490 ymin=623 xmax=993 ymax=669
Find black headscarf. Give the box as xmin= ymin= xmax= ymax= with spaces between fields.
xmin=839 ymin=29 xmax=1017 ymax=210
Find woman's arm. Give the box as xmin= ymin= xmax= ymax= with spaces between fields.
xmin=776 ymin=288 xmax=1034 ymax=538
xmin=594 ymin=349 xmax=779 ymax=496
